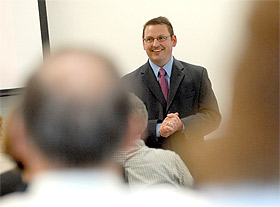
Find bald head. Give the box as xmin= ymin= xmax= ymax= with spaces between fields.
xmin=19 ymin=48 xmax=130 ymax=167
xmin=37 ymin=49 xmax=119 ymax=102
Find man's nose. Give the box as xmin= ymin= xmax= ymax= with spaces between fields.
xmin=153 ymin=39 xmax=160 ymax=47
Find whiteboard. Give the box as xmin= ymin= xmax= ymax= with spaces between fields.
xmin=0 ymin=0 xmax=47 ymax=92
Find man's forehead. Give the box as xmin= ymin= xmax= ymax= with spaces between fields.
xmin=144 ymin=24 xmax=169 ymax=36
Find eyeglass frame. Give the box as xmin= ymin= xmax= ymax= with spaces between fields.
xmin=143 ymin=35 xmax=172 ymax=43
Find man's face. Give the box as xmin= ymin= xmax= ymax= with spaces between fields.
xmin=143 ymin=24 xmax=177 ymax=67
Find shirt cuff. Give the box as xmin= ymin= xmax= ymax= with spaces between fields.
xmin=156 ymin=123 xmax=161 ymax=137
xmin=181 ymin=123 xmax=185 ymax=133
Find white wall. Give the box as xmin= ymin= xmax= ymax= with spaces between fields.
xmin=1 ymin=0 xmax=256 ymax=137
xmin=0 ymin=0 xmax=42 ymax=121
xmin=0 ymin=0 xmax=43 ymax=90
xmin=46 ymin=0 xmax=256 ymax=137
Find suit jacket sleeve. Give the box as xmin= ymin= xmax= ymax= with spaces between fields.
xmin=181 ymin=68 xmax=221 ymax=139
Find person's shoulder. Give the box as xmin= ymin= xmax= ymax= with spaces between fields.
xmin=122 ymin=62 xmax=149 ymax=79
xmin=147 ymin=147 xmax=179 ymax=162
xmin=122 ymin=69 xmax=140 ymax=80
xmin=0 ymin=192 xmax=31 ymax=207
xmin=132 ymin=187 xmax=212 ymax=207
xmin=174 ymin=59 xmax=207 ymax=72
xmin=161 ymin=149 xmax=183 ymax=163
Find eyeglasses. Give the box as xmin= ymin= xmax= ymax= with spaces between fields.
xmin=143 ymin=35 xmax=172 ymax=43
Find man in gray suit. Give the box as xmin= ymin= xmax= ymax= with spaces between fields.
xmin=122 ymin=17 xmax=221 ymax=171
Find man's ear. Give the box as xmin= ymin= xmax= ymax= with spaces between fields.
xmin=122 ymin=115 xmax=145 ymax=149
xmin=140 ymin=120 xmax=148 ymax=141
xmin=6 ymin=112 xmax=30 ymax=164
xmin=172 ymin=35 xmax=177 ymax=47
xmin=142 ymin=38 xmax=146 ymax=50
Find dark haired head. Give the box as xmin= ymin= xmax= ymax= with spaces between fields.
xmin=142 ymin=16 xmax=174 ymax=38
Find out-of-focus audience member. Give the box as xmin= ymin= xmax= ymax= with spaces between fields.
xmin=0 ymin=48 xmax=132 ymax=206
xmin=0 ymin=116 xmax=3 ymax=139
xmin=186 ymin=1 xmax=279 ymax=206
xmin=0 ymin=112 xmax=27 ymax=196
xmin=0 ymin=168 xmax=27 ymax=196
xmin=115 ymin=93 xmax=193 ymax=191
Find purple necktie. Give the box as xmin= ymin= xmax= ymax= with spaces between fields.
xmin=159 ymin=68 xmax=168 ymax=101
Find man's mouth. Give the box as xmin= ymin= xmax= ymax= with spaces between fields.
xmin=152 ymin=49 xmax=164 ymax=52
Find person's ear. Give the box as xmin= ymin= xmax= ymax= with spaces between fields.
xmin=172 ymin=35 xmax=177 ymax=47
xmin=140 ymin=120 xmax=148 ymax=140
xmin=121 ymin=115 xmax=143 ymax=149
xmin=6 ymin=113 xmax=30 ymax=164
xmin=143 ymin=38 xmax=147 ymax=50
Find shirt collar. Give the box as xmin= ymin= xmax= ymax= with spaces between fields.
xmin=149 ymin=57 xmax=173 ymax=78
xmin=115 ymin=139 xmax=145 ymax=164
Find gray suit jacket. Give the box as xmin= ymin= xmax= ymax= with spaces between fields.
xmin=122 ymin=58 xmax=221 ymax=149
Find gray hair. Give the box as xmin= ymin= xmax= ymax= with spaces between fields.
xmin=128 ymin=93 xmax=148 ymax=124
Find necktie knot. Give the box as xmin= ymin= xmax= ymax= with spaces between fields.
xmin=159 ymin=68 xmax=166 ymax=76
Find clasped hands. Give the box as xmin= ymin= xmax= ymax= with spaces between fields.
xmin=159 ymin=112 xmax=183 ymax=138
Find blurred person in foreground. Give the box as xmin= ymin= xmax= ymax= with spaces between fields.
xmin=0 ymin=112 xmax=27 ymax=196
xmin=0 ymin=48 xmax=132 ymax=206
xmin=187 ymin=1 xmax=279 ymax=206
xmin=0 ymin=48 xmax=210 ymax=207
xmin=115 ymin=93 xmax=193 ymax=191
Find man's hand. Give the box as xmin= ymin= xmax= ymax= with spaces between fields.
xmin=159 ymin=112 xmax=183 ymax=138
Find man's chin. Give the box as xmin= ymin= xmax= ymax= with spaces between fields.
xmin=150 ymin=55 xmax=162 ymax=62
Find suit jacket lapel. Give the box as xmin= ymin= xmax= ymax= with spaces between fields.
xmin=167 ymin=59 xmax=185 ymax=111
xmin=141 ymin=62 xmax=167 ymax=107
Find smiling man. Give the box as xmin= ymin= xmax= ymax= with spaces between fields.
xmin=122 ymin=17 xmax=221 ymax=173
xmin=143 ymin=23 xmax=176 ymax=67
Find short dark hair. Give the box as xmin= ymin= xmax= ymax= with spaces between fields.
xmin=142 ymin=16 xmax=174 ymax=38
xmin=20 ymin=48 xmax=131 ymax=167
